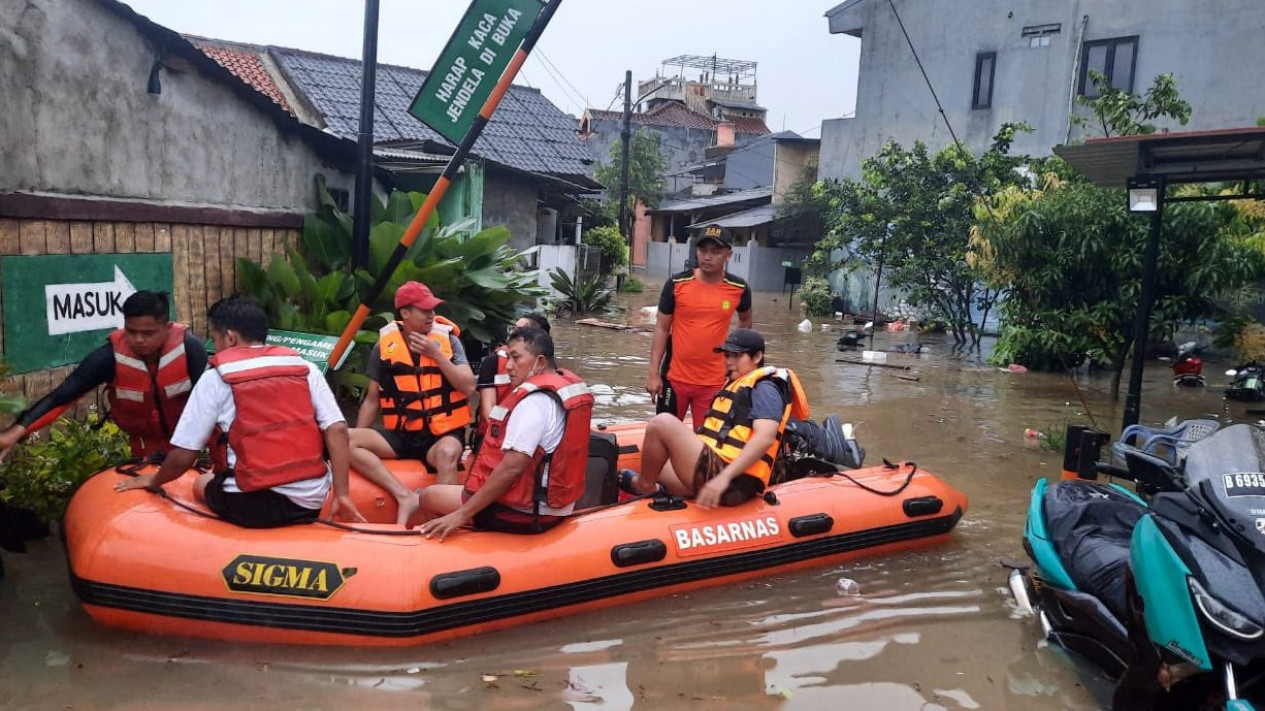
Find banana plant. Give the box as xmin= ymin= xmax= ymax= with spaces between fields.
xmin=236 ymin=176 xmax=546 ymax=396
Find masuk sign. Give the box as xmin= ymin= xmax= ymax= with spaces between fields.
xmin=408 ymin=0 xmax=544 ymax=144
xmin=0 ymin=253 xmax=173 ymax=373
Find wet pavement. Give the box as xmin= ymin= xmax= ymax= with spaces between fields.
xmin=1 ymin=285 xmax=1246 ymax=710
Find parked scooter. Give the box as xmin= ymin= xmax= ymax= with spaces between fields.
xmin=1226 ymin=363 xmax=1265 ymax=402
xmin=1014 ymin=423 xmax=1265 ymax=710
xmin=1171 ymin=341 xmax=1206 ymax=387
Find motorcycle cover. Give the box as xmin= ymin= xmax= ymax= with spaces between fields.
xmin=1043 ymin=480 xmax=1147 ymax=621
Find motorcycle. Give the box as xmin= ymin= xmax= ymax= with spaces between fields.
xmin=1172 ymin=341 xmax=1206 ymax=388
xmin=1014 ymin=423 xmax=1265 ymax=710
xmin=1226 ymin=363 xmax=1265 ymax=402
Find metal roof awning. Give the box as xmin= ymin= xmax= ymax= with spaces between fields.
xmin=1053 ymin=126 xmax=1265 ymax=189
xmin=688 ymin=204 xmax=778 ymax=229
xmin=652 ymin=187 xmax=772 ymax=213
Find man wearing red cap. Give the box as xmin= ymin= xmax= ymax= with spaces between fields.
xmin=349 ymin=281 xmax=476 ymax=525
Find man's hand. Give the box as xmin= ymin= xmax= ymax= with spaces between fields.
xmin=418 ymin=510 xmax=471 ymax=542
xmin=115 ymin=474 xmax=159 ymax=493
xmin=695 ymin=475 xmax=732 ymax=508
xmin=329 ymin=495 xmax=367 ymax=523
xmin=646 ymin=372 xmax=663 ymax=399
xmin=0 ymin=426 xmax=27 ymax=465
xmin=408 ymin=332 xmax=442 ymax=360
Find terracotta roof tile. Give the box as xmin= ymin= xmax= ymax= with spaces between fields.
xmin=192 ymin=39 xmax=291 ymax=114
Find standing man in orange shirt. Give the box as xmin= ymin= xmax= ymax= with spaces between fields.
xmin=646 ymin=224 xmax=753 ymax=431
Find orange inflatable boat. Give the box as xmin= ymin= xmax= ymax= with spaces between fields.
xmin=63 ymin=423 xmax=967 ymax=646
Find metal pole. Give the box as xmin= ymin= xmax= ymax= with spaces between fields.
xmin=1122 ymin=199 xmax=1164 ymax=430
xmin=618 ymin=69 xmax=633 ymax=257
xmin=869 ymin=233 xmax=887 ymax=350
xmin=329 ymin=0 xmax=565 ymax=368
xmin=351 ymin=0 xmax=381 ymax=269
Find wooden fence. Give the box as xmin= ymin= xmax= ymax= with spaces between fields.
xmin=0 ymin=217 xmax=296 ymax=411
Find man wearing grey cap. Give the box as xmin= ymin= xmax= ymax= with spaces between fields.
xmin=625 ymin=328 xmax=807 ymax=508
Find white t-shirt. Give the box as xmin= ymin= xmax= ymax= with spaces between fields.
xmin=499 ymin=392 xmax=572 ymax=516
xmin=170 ymin=347 xmax=344 ymax=509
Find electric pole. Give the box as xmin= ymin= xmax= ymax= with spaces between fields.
xmin=352 ymin=0 xmax=380 ymax=269
xmin=618 ymin=70 xmax=632 ymax=257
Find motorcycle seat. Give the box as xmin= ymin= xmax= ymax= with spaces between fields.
xmin=1043 ymin=480 xmax=1147 ymax=621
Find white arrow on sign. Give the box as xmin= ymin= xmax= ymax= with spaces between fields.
xmin=44 ymin=266 xmax=138 ymax=336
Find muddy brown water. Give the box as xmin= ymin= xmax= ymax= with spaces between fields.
xmin=1 ymin=287 xmax=1243 ymax=710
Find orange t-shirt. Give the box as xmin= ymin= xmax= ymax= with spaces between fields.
xmin=658 ymin=269 xmax=752 ymax=387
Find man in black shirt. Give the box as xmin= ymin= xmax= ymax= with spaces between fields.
xmin=0 ymin=291 xmax=207 ymax=462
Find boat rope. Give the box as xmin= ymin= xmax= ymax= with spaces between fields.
xmin=832 ymin=459 xmax=919 ymax=497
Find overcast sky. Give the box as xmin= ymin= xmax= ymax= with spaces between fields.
xmin=122 ymin=0 xmax=860 ymax=136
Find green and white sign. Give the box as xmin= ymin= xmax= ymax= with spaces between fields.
xmin=408 ymin=0 xmax=544 ymax=144
xmin=205 ymin=330 xmax=351 ymax=374
xmin=1 ymin=253 xmax=173 ymax=373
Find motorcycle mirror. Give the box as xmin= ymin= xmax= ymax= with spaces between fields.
xmin=1228 ymin=369 xmax=1239 ymax=377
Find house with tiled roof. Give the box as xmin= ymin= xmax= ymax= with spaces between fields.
xmin=194 ymin=39 xmax=598 ymax=252
xmin=0 ymin=0 xmax=377 ymax=401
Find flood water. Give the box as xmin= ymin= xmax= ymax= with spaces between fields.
xmin=1 ymin=285 xmax=1245 ymax=710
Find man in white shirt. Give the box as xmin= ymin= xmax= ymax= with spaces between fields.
xmin=115 ymin=297 xmax=362 ymax=528
xmin=411 ymin=328 xmax=592 ymax=539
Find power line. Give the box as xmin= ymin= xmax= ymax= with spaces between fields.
xmin=886 ymin=0 xmax=963 ymax=152
xmin=536 ymin=48 xmax=592 ymax=108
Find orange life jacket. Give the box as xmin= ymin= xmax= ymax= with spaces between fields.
xmin=208 ymin=345 xmax=328 ymax=491
xmin=107 ymin=322 xmax=192 ymax=458
xmin=696 ymin=366 xmax=809 ymax=487
xmin=464 ymin=369 xmax=593 ymax=516
xmin=476 ymin=347 xmax=513 ymax=437
xmin=376 ymin=318 xmax=471 ymax=436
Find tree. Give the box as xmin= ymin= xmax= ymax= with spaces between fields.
xmin=772 ymin=159 xmax=828 ymax=246
xmin=970 ymin=163 xmax=1265 ymax=394
xmin=594 ymin=127 xmax=669 ymax=221
xmin=969 ymin=73 xmax=1265 ymax=394
xmin=1072 ymin=72 xmax=1192 ymax=138
xmin=808 ymin=124 xmax=1034 ymax=346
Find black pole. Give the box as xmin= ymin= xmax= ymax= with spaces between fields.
xmin=869 ymin=234 xmax=887 ymax=350
xmin=351 ymin=0 xmax=381 ymax=269
xmin=618 ymin=69 xmax=633 ymax=258
xmin=329 ymin=0 xmax=566 ymax=368
xmin=1122 ymin=184 xmax=1165 ymax=430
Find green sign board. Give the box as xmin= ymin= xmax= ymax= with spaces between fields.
xmin=204 ymin=330 xmax=351 ymax=374
xmin=408 ymin=0 xmax=544 ymax=144
xmin=1 ymin=253 xmax=173 ymax=373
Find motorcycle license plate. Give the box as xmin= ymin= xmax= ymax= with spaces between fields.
xmin=1223 ymin=471 xmax=1265 ymax=497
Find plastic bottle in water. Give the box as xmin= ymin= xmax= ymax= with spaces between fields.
xmin=835 ymin=577 xmax=861 ymax=596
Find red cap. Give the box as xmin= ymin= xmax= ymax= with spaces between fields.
xmin=394 ymin=281 xmax=444 ymax=311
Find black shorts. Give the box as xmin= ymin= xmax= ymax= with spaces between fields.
xmin=376 ymin=426 xmax=466 ymax=461
xmin=203 ymin=471 xmax=321 ymax=529
xmin=462 ymin=492 xmax=564 ymax=534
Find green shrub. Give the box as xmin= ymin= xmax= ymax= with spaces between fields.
xmin=618 ymin=276 xmax=645 ymax=293
xmin=583 ymin=225 xmax=628 ymax=276
xmin=550 ymin=268 xmax=613 ymax=315
xmin=0 ymin=359 xmax=24 ymax=416
xmin=798 ymin=276 xmax=834 ymax=317
xmin=236 ymin=175 xmax=547 ymax=398
xmin=0 ymin=412 xmax=131 ymax=521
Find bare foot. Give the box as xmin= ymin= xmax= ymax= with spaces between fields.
xmin=395 ymin=489 xmax=421 ymax=526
